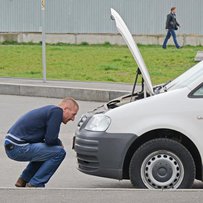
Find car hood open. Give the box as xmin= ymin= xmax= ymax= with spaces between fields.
xmin=111 ymin=8 xmax=154 ymax=95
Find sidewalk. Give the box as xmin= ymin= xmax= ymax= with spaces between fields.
xmin=0 ymin=77 xmax=132 ymax=102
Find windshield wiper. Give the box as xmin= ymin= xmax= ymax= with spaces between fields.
xmin=154 ymin=80 xmax=171 ymax=94
xmin=163 ymin=80 xmax=172 ymax=92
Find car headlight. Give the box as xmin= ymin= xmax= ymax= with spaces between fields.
xmin=85 ymin=114 xmax=111 ymax=132
xmin=78 ymin=114 xmax=88 ymax=128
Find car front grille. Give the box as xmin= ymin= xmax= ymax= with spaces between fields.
xmin=75 ymin=137 xmax=99 ymax=172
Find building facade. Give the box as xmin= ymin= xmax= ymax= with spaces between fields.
xmin=0 ymin=0 xmax=203 ymax=45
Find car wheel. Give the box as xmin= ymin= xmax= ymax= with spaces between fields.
xmin=129 ymin=138 xmax=195 ymax=189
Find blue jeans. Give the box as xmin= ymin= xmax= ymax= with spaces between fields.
xmin=5 ymin=142 xmax=66 ymax=187
xmin=162 ymin=29 xmax=180 ymax=48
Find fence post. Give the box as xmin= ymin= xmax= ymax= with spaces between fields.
xmin=41 ymin=0 xmax=46 ymax=82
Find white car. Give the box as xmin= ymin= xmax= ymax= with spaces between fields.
xmin=73 ymin=8 xmax=203 ymax=189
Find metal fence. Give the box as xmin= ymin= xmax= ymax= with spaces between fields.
xmin=0 ymin=0 xmax=202 ymax=35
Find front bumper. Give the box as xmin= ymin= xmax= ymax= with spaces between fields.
xmin=74 ymin=128 xmax=137 ymax=180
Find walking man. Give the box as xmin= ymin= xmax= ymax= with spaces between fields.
xmin=4 ymin=97 xmax=79 ymax=187
xmin=162 ymin=7 xmax=181 ymax=49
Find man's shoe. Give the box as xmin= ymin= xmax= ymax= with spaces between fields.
xmin=26 ymin=183 xmax=36 ymax=188
xmin=15 ymin=177 xmax=27 ymax=187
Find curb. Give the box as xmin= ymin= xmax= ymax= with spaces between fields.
xmin=0 ymin=82 xmax=130 ymax=102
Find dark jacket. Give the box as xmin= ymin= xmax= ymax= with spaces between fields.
xmin=8 ymin=105 xmax=63 ymax=145
xmin=165 ymin=13 xmax=180 ymax=30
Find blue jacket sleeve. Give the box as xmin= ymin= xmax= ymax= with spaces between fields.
xmin=44 ymin=107 xmax=63 ymax=145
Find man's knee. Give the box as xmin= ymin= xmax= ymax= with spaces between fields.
xmin=56 ymin=146 xmax=66 ymax=160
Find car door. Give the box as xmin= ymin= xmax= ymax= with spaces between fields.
xmin=187 ymin=83 xmax=203 ymax=157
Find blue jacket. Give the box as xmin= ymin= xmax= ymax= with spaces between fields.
xmin=8 ymin=105 xmax=63 ymax=145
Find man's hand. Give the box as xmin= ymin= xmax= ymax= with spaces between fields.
xmin=61 ymin=141 xmax=64 ymax=148
xmin=58 ymin=139 xmax=64 ymax=148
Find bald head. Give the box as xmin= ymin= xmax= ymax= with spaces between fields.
xmin=58 ymin=97 xmax=79 ymax=124
xmin=59 ymin=97 xmax=79 ymax=109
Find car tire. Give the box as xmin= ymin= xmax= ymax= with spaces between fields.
xmin=129 ymin=138 xmax=195 ymax=189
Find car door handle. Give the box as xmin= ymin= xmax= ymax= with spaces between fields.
xmin=197 ymin=116 xmax=203 ymax=120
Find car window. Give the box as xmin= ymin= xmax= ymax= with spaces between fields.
xmin=166 ymin=61 xmax=203 ymax=91
xmin=190 ymin=84 xmax=203 ymax=97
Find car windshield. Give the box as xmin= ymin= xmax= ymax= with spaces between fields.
xmin=165 ymin=60 xmax=203 ymax=91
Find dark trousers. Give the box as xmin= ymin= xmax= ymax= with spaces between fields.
xmin=162 ymin=29 xmax=180 ymax=48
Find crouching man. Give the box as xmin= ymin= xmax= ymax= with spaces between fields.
xmin=4 ymin=97 xmax=79 ymax=187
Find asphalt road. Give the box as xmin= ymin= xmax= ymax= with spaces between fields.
xmin=0 ymin=94 xmax=131 ymax=189
xmin=1 ymin=94 xmax=203 ymax=203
